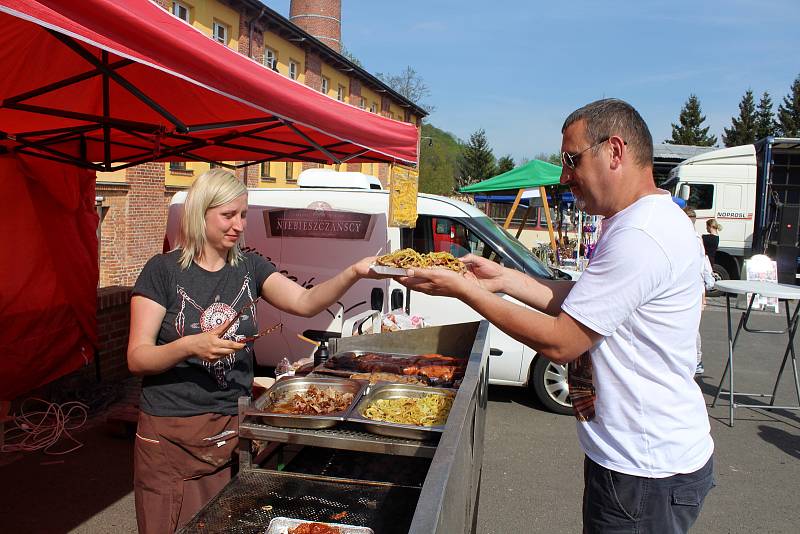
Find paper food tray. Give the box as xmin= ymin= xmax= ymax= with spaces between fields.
xmin=265 ymin=516 xmax=374 ymax=534
xmin=369 ymin=264 xmax=409 ymax=276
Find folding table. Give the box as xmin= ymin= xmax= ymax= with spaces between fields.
xmin=712 ymin=279 xmax=800 ymax=426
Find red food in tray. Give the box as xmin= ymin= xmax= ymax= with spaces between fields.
xmin=325 ymin=352 xmax=465 ymax=385
xmin=288 ymin=523 xmax=341 ymax=534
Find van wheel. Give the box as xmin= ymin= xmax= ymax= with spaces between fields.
xmin=707 ymin=264 xmax=730 ymax=297
xmin=531 ymin=357 xmax=572 ymax=415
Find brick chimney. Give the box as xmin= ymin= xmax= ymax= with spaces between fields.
xmin=290 ymin=0 xmax=342 ymax=53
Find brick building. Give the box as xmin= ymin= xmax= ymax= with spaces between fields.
xmin=96 ymin=0 xmax=427 ymax=288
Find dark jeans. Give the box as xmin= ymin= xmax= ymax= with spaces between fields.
xmin=583 ymin=455 xmax=715 ymax=534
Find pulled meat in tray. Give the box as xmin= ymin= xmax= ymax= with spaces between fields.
xmin=269 ymin=385 xmax=354 ymax=415
xmin=325 ymin=352 xmax=465 ymax=386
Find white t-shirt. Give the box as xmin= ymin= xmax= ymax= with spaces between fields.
xmin=562 ymin=193 xmax=714 ymax=478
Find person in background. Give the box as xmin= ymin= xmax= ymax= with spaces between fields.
xmin=127 ymin=169 xmax=380 ymax=533
xmin=398 ymin=99 xmax=714 ymax=533
xmin=684 ymin=208 xmax=715 ymax=375
xmin=703 ymin=218 xmax=722 ymax=265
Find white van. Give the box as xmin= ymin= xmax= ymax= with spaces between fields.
xmin=165 ymin=181 xmax=573 ymax=414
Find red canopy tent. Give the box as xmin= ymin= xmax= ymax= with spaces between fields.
xmin=0 ymin=0 xmax=420 ymax=399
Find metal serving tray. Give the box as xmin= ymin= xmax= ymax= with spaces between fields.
xmin=248 ymin=376 xmax=366 ymax=429
xmin=265 ymin=516 xmax=375 ymax=534
xmin=347 ymin=384 xmax=456 ymax=440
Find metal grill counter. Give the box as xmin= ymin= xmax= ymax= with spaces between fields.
xmin=178 ymin=321 xmax=489 ymax=534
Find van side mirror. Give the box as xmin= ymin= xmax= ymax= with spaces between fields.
xmin=370 ymin=287 xmax=383 ymax=311
xmin=679 ymin=184 xmax=690 ymax=201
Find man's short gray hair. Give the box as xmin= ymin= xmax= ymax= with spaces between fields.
xmin=562 ymin=98 xmax=653 ymax=168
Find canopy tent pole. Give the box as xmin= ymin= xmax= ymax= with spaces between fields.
xmin=540 ymin=186 xmax=557 ymax=253
xmin=515 ymin=204 xmax=533 ymax=239
xmin=503 ymin=188 xmax=525 ymax=230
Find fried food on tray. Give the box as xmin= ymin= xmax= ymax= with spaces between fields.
xmin=288 ymin=523 xmax=341 ymax=534
xmin=376 ymin=248 xmax=466 ymax=273
xmin=349 ymin=371 xmax=426 ymax=385
xmin=326 ymin=352 xmax=465 ymax=386
xmin=269 ymin=385 xmax=354 ymax=415
xmin=362 ymin=394 xmax=454 ymax=426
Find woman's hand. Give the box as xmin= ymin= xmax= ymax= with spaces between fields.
xmin=185 ymin=322 xmax=246 ymax=363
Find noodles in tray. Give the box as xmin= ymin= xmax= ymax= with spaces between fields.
xmin=375 ymin=248 xmax=466 ymax=273
xmin=362 ymin=394 xmax=453 ymax=426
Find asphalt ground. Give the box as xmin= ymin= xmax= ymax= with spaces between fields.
xmin=1 ymin=296 xmax=798 ymax=533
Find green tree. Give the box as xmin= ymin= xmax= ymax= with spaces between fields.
xmin=418 ymin=123 xmax=461 ymax=195
xmin=457 ymin=128 xmax=496 ymax=189
xmin=376 ymin=66 xmax=435 ymax=114
xmin=723 ymin=90 xmax=757 ymax=147
xmin=666 ymin=94 xmax=717 ymax=146
xmin=533 ymin=152 xmax=562 ymax=166
xmin=777 ymin=74 xmax=800 ymax=137
xmin=496 ymin=155 xmax=515 ymax=174
xmin=755 ymin=91 xmax=777 ymax=139
xmin=340 ymin=46 xmax=363 ymax=68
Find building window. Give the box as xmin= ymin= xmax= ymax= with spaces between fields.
xmin=289 ymin=60 xmax=299 ymax=80
xmin=321 ymin=77 xmax=329 ymax=94
xmin=172 ymin=1 xmax=190 ymax=23
xmin=169 ymin=161 xmax=187 ymax=172
xmin=359 ymin=97 xmax=366 ymax=110
xmin=285 ymin=162 xmax=296 ymax=182
xmin=212 ymin=21 xmax=228 ymax=45
xmin=337 ymin=85 xmax=345 ymax=102
xmin=370 ymin=102 xmax=377 ymax=113
xmin=260 ymin=162 xmax=276 ymax=183
xmin=264 ymin=47 xmax=277 ymax=71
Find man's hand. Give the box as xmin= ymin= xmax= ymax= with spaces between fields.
xmin=398 ymin=266 xmax=479 ymax=299
xmin=460 ymin=254 xmax=507 ymax=293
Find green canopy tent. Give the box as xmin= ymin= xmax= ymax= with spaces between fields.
xmin=460 ymin=159 xmax=563 ymax=252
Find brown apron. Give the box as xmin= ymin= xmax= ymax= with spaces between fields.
xmin=134 ymin=411 xmax=238 ymax=533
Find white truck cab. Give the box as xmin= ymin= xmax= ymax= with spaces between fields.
xmin=166 ymin=178 xmax=573 ymax=414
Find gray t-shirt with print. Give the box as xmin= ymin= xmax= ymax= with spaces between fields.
xmin=133 ymin=250 xmax=276 ymax=416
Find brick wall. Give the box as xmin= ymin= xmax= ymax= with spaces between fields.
xmin=96 ymin=286 xmax=133 ymax=383
xmin=305 ymin=51 xmax=322 ymax=91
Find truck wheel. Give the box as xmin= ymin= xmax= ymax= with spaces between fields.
xmin=531 ymin=357 xmax=572 ymax=415
xmin=707 ymin=264 xmax=730 ymax=297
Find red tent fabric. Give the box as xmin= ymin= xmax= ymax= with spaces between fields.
xmin=0 ymin=0 xmax=420 ymax=170
xmin=0 ymin=154 xmax=98 ymax=399
xmin=0 ymin=0 xmax=421 ymax=398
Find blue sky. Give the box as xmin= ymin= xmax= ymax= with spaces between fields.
xmin=271 ymin=0 xmax=800 ymax=162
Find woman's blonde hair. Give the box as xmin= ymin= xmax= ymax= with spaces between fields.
xmin=176 ymin=169 xmax=247 ymax=269
xmin=706 ymin=218 xmax=723 ymax=231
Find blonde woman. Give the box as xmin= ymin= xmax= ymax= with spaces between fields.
xmin=127 ymin=169 xmax=379 ymax=533
xmin=703 ymin=218 xmax=722 ymax=265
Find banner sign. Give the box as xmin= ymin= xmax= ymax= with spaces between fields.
xmin=264 ymin=208 xmax=373 ymax=240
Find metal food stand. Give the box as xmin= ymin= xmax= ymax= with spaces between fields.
xmin=178 ymin=320 xmax=489 ymax=534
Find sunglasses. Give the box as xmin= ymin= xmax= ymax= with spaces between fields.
xmin=560 ymin=137 xmax=626 ymax=170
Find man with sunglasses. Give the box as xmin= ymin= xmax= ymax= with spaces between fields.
xmin=400 ymin=98 xmax=714 ymax=533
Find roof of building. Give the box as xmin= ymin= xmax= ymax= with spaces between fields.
xmin=243 ymin=0 xmax=428 ymax=119
xmin=652 ymin=143 xmax=717 ymax=161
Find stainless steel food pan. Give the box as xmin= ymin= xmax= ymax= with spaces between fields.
xmin=249 ymin=376 xmax=366 ymax=429
xmin=347 ymin=384 xmax=456 ymax=440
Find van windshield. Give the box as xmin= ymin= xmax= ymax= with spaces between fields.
xmin=467 ymin=216 xmax=555 ymax=279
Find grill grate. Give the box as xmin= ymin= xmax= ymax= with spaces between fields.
xmin=178 ymin=469 xmax=420 ymax=534
xmin=285 ymin=447 xmax=431 ymax=487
